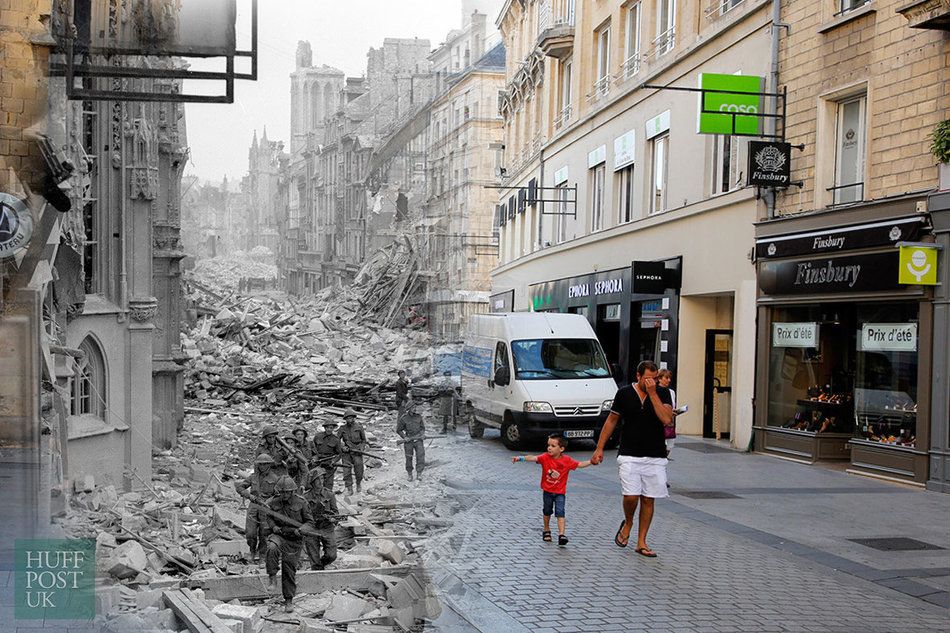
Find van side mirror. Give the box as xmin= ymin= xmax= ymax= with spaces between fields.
xmin=494 ymin=366 xmax=510 ymax=387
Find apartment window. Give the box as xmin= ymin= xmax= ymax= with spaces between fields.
xmin=590 ymin=164 xmax=606 ymax=231
xmin=832 ymin=94 xmax=866 ymax=205
xmin=712 ymin=135 xmax=739 ymax=195
xmin=623 ymin=3 xmax=641 ymax=78
xmin=838 ymin=0 xmax=869 ymax=15
xmin=618 ymin=165 xmax=636 ymax=222
xmin=71 ymin=337 xmax=106 ymax=419
xmin=655 ymin=0 xmax=676 ymax=57
xmin=593 ymin=23 xmax=611 ymax=98
xmin=82 ymin=202 xmax=99 ymax=294
xmin=650 ymin=133 xmax=670 ymax=214
xmin=556 ymin=57 xmax=573 ymax=129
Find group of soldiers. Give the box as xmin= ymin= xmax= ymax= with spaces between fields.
xmin=234 ymin=369 xmax=448 ymax=613
xmin=236 ymin=408 xmax=368 ymax=612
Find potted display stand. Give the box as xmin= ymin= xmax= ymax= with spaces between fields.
xmin=933 ymin=119 xmax=950 ymax=192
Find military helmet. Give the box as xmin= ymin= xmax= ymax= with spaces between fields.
xmin=262 ymin=424 xmax=278 ymax=437
xmin=255 ymin=453 xmax=275 ymax=465
xmin=283 ymin=434 xmax=299 ymax=445
xmin=343 ymin=408 xmax=358 ymax=419
xmin=323 ymin=419 xmax=338 ymax=427
xmin=275 ymin=476 xmax=298 ymax=492
xmin=292 ymin=426 xmax=308 ymax=437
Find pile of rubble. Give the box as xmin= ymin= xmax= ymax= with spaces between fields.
xmin=191 ymin=254 xmax=279 ymax=291
xmin=51 ymin=262 xmax=467 ymax=631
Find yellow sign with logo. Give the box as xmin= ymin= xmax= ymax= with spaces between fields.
xmin=898 ymin=245 xmax=938 ymax=285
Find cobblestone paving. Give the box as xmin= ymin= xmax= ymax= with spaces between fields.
xmin=436 ymin=433 xmax=950 ymax=632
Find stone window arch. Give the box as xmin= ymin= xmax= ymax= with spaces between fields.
xmin=71 ymin=336 xmax=106 ymax=419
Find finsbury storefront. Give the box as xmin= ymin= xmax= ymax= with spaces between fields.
xmin=753 ymin=203 xmax=937 ymax=485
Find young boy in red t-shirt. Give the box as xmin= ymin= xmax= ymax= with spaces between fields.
xmin=512 ymin=434 xmax=593 ymax=546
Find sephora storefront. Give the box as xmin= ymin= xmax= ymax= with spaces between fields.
xmin=754 ymin=209 xmax=937 ymax=484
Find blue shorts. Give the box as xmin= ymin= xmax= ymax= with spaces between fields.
xmin=542 ymin=491 xmax=566 ymax=518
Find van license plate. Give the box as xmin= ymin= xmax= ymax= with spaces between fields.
xmin=564 ymin=430 xmax=594 ymax=439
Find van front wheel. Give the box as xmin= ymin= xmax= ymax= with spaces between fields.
xmin=501 ymin=420 xmax=523 ymax=450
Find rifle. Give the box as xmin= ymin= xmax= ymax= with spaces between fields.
xmin=242 ymin=492 xmax=322 ymax=538
xmin=276 ymin=436 xmax=309 ymax=465
xmin=311 ymin=454 xmax=353 ymax=470
xmin=344 ymin=448 xmax=387 ymax=462
xmin=396 ymin=435 xmax=441 ymax=444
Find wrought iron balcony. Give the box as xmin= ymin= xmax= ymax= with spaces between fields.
xmin=586 ymin=76 xmax=610 ymax=104
xmin=554 ymin=105 xmax=573 ymax=131
xmin=537 ymin=0 xmax=576 ymax=59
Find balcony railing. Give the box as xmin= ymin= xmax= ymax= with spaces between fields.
xmin=538 ymin=0 xmax=576 ymax=31
xmin=651 ymin=26 xmax=676 ymax=59
xmin=537 ymin=0 xmax=576 ymax=58
xmin=587 ymin=75 xmax=610 ymax=103
xmin=704 ymin=0 xmax=745 ymax=19
xmin=619 ymin=53 xmax=641 ymax=81
xmin=554 ymin=104 xmax=573 ymax=130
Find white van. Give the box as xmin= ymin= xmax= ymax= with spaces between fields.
xmin=461 ymin=312 xmax=618 ymax=449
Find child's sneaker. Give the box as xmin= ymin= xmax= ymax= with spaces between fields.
xmin=558 ymin=534 xmax=569 ymax=546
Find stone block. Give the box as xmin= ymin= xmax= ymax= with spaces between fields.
xmin=95 ymin=584 xmax=122 ymax=614
xmin=374 ymin=539 xmax=404 ymax=565
xmin=323 ymin=593 xmax=373 ymax=623
xmin=141 ymin=606 xmax=180 ymax=630
xmin=219 ymin=619 xmax=244 ymax=633
xmin=135 ymin=588 xmax=164 ymax=610
xmin=107 ymin=540 xmax=148 ymax=579
xmin=210 ymin=540 xmax=251 ymax=557
xmin=212 ymin=603 xmax=262 ymax=633
xmin=333 ymin=553 xmax=384 ymax=569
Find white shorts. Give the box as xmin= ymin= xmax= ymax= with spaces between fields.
xmin=618 ymin=456 xmax=669 ymax=498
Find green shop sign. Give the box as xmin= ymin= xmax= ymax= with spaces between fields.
xmin=697 ymin=73 xmax=763 ymax=136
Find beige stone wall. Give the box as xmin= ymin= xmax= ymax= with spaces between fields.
xmin=0 ymin=0 xmax=52 ymax=195
xmin=777 ymin=0 xmax=950 ymax=215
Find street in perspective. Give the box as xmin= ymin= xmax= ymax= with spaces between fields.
xmin=0 ymin=0 xmax=949 ymax=632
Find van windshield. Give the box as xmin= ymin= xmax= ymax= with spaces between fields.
xmin=510 ymin=339 xmax=611 ymax=380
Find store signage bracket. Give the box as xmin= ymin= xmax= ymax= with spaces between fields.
xmin=641 ymin=81 xmax=805 ymax=190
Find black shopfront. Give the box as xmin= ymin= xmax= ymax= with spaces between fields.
xmin=753 ymin=206 xmax=935 ymax=485
xmin=528 ymin=258 xmax=682 ymax=385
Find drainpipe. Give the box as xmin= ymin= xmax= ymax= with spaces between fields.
xmin=118 ymin=102 xmax=128 ymax=316
xmin=764 ymin=0 xmax=787 ymax=220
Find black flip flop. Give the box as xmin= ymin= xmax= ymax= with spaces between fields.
xmin=635 ymin=547 xmax=658 ymax=558
xmin=614 ymin=520 xmax=629 ymax=548
xmin=542 ymin=530 xmax=552 ymax=542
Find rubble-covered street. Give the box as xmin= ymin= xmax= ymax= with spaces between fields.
xmin=54 ymin=255 xmax=468 ymax=632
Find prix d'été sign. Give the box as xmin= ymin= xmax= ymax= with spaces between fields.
xmin=772 ymin=322 xmax=819 ymax=348
xmin=697 ymin=73 xmax=763 ymax=136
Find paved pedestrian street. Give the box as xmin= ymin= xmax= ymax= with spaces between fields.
xmin=432 ymin=433 xmax=950 ymax=633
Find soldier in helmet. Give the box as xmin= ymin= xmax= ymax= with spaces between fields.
xmin=292 ymin=426 xmax=313 ymax=462
xmin=311 ymin=419 xmax=345 ymax=490
xmin=303 ymin=467 xmax=338 ymax=570
xmin=337 ymin=408 xmax=367 ymax=494
xmin=396 ymin=398 xmax=426 ymax=481
xmin=236 ymin=453 xmax=281 ymax=562
xmin=258 ymin=424 xmax=288 ymax=474
xmin=263 ymin=475 xmax=314 ymax=613
xmin=282 ymin=434 xmax=310 ymax=488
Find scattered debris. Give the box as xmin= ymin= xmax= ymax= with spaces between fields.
xmin=54 ymin=260 xmax=466 ymax=631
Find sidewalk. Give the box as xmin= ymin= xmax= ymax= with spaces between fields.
xmin=435 ymin=432 xmax=950 ymax=632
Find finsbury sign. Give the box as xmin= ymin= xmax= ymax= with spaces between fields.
xmin=794 ymin=260 xmax=861 ymax=288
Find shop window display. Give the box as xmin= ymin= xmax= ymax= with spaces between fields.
xmin=768 ymin=305 xmax=855 ymax=436
xmin=854 ymin=303 xmax=919 ymax=448
xmin=768 ymin=302 xmax=919 ymax=447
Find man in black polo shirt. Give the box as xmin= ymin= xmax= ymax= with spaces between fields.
xmin=592 ymin=360 xmax=673 ymax=557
